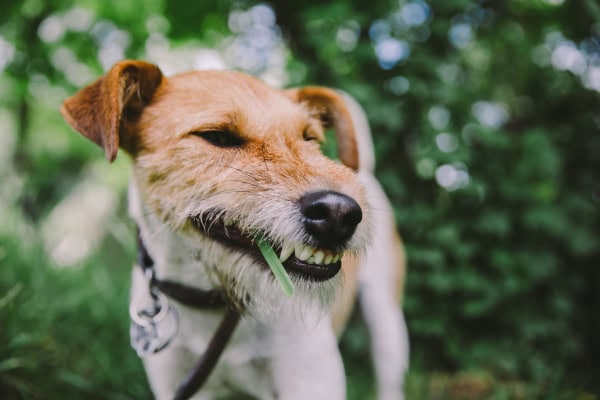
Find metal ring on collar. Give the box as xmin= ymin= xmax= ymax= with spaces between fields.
xmin=129 ymin=289 xmax=171 ymax=327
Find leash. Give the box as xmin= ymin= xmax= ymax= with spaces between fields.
xmin=133 ymin=227 xmax=241 ymax=400
xmin=173 ymin=307 xmax=241 ymax=400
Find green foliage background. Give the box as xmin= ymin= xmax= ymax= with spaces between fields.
xmin=1 ymin=0 xmax=599 ymax=398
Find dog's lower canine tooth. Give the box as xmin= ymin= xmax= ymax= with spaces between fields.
xmin=279 ymin=242 xmax=295 ymax=262
xmin=323 ymin=253 xmax=333 ymax=265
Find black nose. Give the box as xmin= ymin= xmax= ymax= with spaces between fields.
xmin=299 ymin=190 xmax=362 ymax=248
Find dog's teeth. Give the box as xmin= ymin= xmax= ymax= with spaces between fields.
xmin=299 ymin=246 xmax=313 ymax=261
xmin=294 ymin=244 xmax=304 ymax=259
xmin=279 ymin=242 xmax=295 ymax=262
xmin=307 ymin=256 xmax=316 ymax=264
xmin=323 ymin=253 xmax=333 ymax=265
xmin=314 ymin=251 xmax=324 ymax=264
xmin=332 ymin=253 xmax=342 ymax=263
xmin=293 ymin=244 xmax=320 ymax=262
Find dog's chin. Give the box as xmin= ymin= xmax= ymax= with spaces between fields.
xmin=239 ymin=256 xmax=343 ymax=322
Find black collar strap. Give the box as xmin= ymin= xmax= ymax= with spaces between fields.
xmin=137 ymin=228 xmax=227 ymax=309
xmin=136 ymin=227 xmax=241 ymax=400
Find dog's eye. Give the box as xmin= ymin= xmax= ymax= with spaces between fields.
xmin=192 ymin=130 xmax=244 ymax=148
xmin=303 ymin=130 xmax=318 ymax=142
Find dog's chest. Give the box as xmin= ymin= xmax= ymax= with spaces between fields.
xmin=174 ymin=307 xmax=286 ymax=398
xmin=177 ymin=306 xmax=276 ymax=357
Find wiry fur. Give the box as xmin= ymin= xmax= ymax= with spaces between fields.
xmin=129 ymin=156 xmax=367 ymax=320
xmin=62 ymin=60 xmax=407 ymax=400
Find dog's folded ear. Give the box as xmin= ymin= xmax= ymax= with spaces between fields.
xmin=61 ymin=60 xmax=163 ymax=162
xmin=286 ymin=87 xmax=359 ymax=171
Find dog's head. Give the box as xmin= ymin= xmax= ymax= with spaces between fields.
xmin=62 ymin=60 xmax=371 ymax=315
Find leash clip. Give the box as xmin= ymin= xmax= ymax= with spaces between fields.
xmin=129 ymin=269 xmax=179 ymax=357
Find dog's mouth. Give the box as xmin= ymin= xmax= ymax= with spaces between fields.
xmin=189 ymin=215 xmax=343 ymax=282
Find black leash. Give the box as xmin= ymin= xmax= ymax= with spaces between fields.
xmin=136 ymin=228 xmax=241 ymax=400
xmin=173 ymin=307 xmax=241 ymax=400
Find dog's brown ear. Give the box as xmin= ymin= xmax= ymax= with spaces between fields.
xmin=61 ymin=60 xmax=163 ymax=162
xmin=287 ymin=87 xmax=359 ymax=171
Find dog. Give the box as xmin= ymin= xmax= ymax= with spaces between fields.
xmin=61 ymin=60 xmax=408 ymax=400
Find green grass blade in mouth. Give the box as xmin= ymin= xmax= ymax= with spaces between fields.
xmin=256 ymin=237 xmax=294 ymax=297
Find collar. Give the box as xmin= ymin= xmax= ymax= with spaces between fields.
xmin=137 ymin=228 xmax=226 ymax=309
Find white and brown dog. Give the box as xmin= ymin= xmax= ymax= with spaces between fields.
xmin=61 ymin=60 xmax=408 ymax=400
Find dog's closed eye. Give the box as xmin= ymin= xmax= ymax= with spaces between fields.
xmin=191 ymin=130 xmax=245 ymax=148
xmin=303 ymin=129 xmax=319 ymax=142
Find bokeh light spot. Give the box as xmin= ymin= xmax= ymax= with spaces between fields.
xmin=435 ymin=163 xmax=470 ymax=191
xmin=552 ymin=41 xmax=587 ymax=75
xmin=38 ymin=15 xmax=65 ymax=43
xmin=448 ymin=23 xmax=473 ymax=49
xmin=0 ymin=36 xmax=15 ymax=71
xmin=428 ymin=106 xmax=451 ymax=130
xmin=400 ymin=1 xmax=431 ymax=27
xmin=436 ymin=133 xmax=459 ymax=153
xmin=375 ymin=37 xmax=410 ymax=69
xmin=336 ymin=21 xmax=360 ymax=52
xmin=472 ymin=101 xmax=509 ymax=129
xmin=385 ymin=76 xmax=410 ymax=95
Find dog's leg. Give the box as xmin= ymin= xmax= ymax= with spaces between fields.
xmin=359 ymin=282 xmax=409 ymax=400
xmin=358 ymin=173 xmax=409 ymax=400
xmin=269 ymin=319 xmax=346 ymax=400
